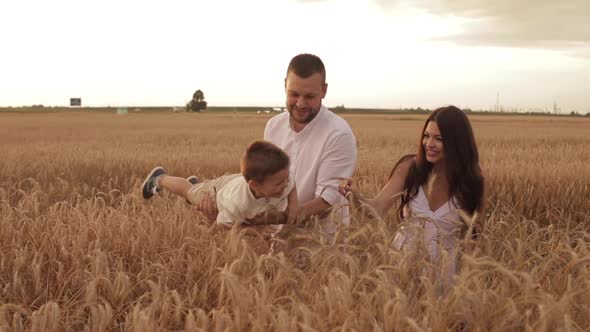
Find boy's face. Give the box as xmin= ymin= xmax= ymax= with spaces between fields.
xmin=252 ymin=168 xmax=290 ymax=198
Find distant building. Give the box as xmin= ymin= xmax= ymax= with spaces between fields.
xmin=70 ymin=98 xmax=82 ymax=107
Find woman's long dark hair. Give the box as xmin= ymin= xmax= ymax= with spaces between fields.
xmin=390 ymin=106 xmax=484 ymax=220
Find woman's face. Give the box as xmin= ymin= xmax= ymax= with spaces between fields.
xmin=422 ymin=121 xmax=444 ymax=164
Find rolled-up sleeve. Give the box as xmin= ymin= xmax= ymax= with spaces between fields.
xmin=315 ymin=132 xmax=357 ymax=206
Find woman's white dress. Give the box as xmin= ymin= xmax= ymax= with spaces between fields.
xmin=392 ymin=186 xmax=465 ymax=282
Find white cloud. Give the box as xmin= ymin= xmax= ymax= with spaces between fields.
xmin=376 ymin=0 xmax=590 ymax=51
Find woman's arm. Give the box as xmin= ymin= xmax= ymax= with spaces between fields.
xmin=340 ymin=157 xmax=412 ymax=219
xmin=369 ymin=158 xmax=412 ymax=218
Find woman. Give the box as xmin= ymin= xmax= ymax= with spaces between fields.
xmin=341 ymin=105 xmax=485 ymax=282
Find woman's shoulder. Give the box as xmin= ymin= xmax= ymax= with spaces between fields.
xmin=389 ymin=154 xmax=416 ymax=179
xmin=397 ymin=154 xmax=416 ymax=169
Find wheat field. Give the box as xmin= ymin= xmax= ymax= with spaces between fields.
xmin=0 ymin=111 xmax=589 ymax=331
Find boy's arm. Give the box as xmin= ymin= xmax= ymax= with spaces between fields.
xmin=193 ymin=192 xmax=219 ymax=223
xmin=285 ymin=185 xmax=299 ymax=224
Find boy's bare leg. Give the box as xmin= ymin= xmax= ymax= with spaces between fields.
xmin=158 ymin=175 xmax=193 ymax=200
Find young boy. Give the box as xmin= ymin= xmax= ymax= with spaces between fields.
xmin=141 ymin=140 xmax=298 ymax=227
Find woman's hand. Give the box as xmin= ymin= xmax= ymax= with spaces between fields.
xmin=338 ymin=178 xmax=351 ymax=196
xmin=338 ymin=177 xmax=361 ymax=201
xmin=338 ymin=177 xmax=383 ymax=220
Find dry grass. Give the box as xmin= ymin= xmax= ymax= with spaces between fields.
xmin=0 ymin=111 xmax=589 ymax=331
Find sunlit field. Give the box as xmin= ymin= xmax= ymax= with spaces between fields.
xmin=1 ymin=111 xmax=589 ymax=331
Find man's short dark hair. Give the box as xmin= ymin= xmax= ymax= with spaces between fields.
xmin=286 ymin=53 xmax=326 ymax=83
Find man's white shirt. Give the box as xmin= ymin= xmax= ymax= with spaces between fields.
xmin=264 ymin=105 xmax=357 ymax=231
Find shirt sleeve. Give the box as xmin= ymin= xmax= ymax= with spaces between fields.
xmin=315 ymin=131 xmax=357 ymax=206
xmin=263 ymin=118 xmax=273 ymax=140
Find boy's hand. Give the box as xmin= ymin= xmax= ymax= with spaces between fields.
xmin=193 ymin=193 xmax=218 ymax=223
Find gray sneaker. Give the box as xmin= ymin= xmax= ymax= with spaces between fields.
xmin=142 ymin=166 xmax=166 ymax=199
xmin=187 ymin=175 xmax=199 ymax=185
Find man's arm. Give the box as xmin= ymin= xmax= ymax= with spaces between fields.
xmin=307 ymin=131 xmax=358 ymax=221
xmin=299 ymin=196 xmax=331 ymax=219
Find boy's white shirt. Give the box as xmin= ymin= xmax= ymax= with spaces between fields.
xmin=215 ymin=173 xmax=295 ymax=226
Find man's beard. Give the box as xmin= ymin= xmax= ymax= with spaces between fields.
xmin=288 ymin=105 xmax=320 ymax=124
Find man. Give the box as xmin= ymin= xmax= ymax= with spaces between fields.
xmin=264 ymin=53 xmax=357 ymax=234
xmin=196 ymin=53 xmax=357 ymax=235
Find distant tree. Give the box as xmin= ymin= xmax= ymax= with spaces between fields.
xmin=193 ymin=89 xmax=204 ymax=101
xmin=186 ymin=89 xmax=207 ymax=112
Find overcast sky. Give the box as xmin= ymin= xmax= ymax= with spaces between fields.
xmin=1 ymin=0 xmax=588 ymax=113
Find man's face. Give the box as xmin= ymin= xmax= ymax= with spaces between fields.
xmin=285 ymin=71 xmax=327 ymax=126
